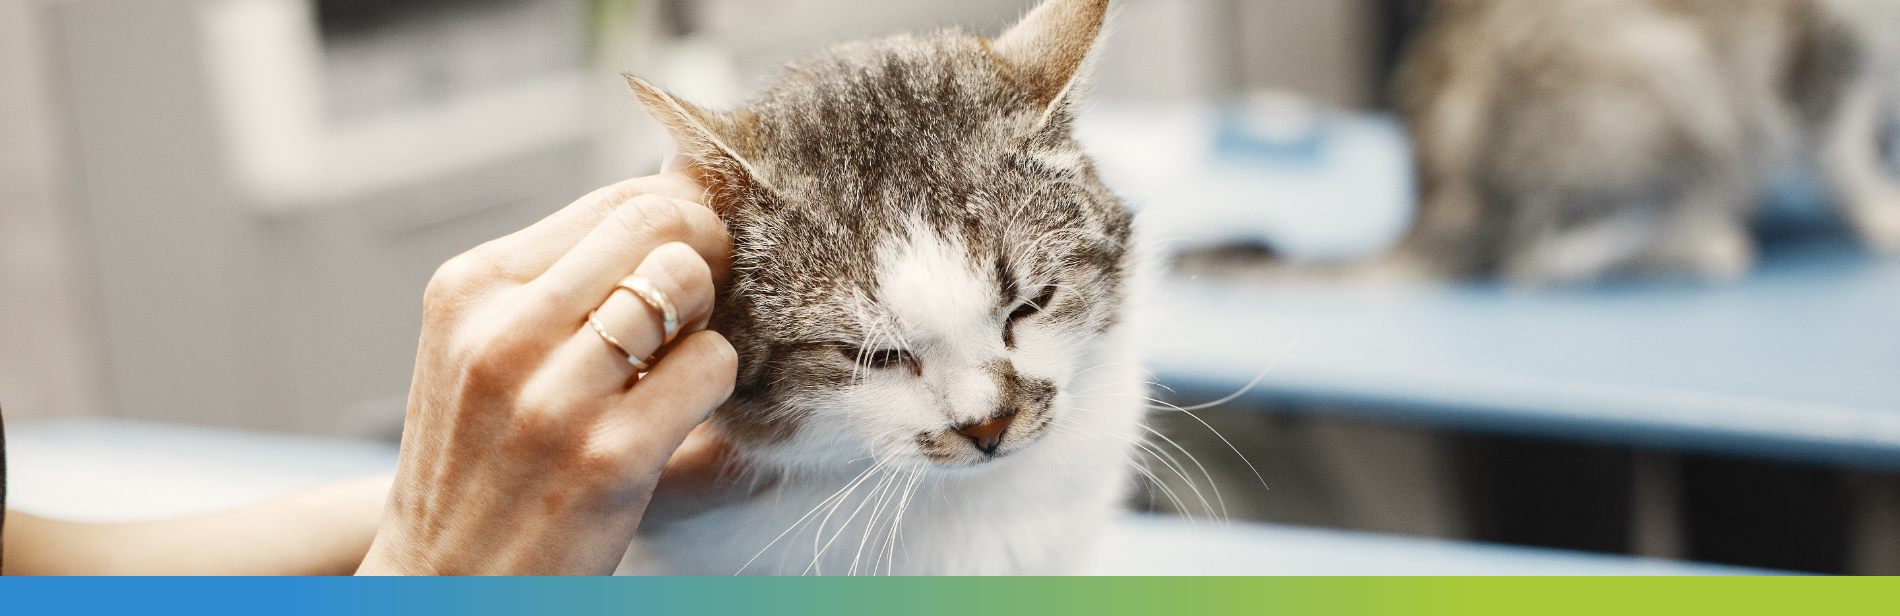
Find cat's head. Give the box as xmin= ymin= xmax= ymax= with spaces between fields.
xmin=630 ymin=0 xmax=1131 ymax=472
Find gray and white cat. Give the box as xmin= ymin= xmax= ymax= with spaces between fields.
xmin=1388 ymin=0 xmax=1900 ymax=284
xmin=613 ymin=0 xmax=1151 ymax=575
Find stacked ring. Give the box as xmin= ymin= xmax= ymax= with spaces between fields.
xmin=587 ymin=274 xmax=681 ymax=371
xmin=618 ymin=275 xmax=680 ymax=346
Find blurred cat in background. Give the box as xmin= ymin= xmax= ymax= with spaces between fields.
xmin=615 ymin=0 xmax=1154 ymax=575
xmin=1391 ymin=0 xmax=1900 ymax=284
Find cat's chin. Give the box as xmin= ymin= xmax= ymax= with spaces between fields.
xmin=919 ymin=455 xmax=1019 ymax=475
xmin=913 ymin=438 xmax=1050 ymax=472
xmin=733 ymin=414 xmax=1060 ymax=477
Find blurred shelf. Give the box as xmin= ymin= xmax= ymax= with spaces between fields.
xmin=199 ymin=0 xmax=591 ymax=209
xmin=1142 ymin=238 xmax=1900 ymax=470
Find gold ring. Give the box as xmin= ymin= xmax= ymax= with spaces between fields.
xmin=585 ymin=274 xmax=679 ymax=371
xmin=615 ymin=274 xmax=679 ymax=346
xmin=588 ymin=308 xmax=653 ymax=371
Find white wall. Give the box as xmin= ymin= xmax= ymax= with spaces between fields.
xmin=9 ymin=0 xmax=596 ymax=437
xmin=0 ymin=0 xmax=105 ymax=423
xmin=687 ymin=0 xmax=1376 ymax=106
xmin=1236 ymin=0 xmax=1376 ymax=109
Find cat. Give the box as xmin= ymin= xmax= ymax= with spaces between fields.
xmin=1375 ymin=0 xmax=1900 ymax=284
xmin=611 ymin=0 xmax=1154 ymax=575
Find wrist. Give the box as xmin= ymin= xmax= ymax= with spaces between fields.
xmin=354 ymin=529 xmax=430 ymax=576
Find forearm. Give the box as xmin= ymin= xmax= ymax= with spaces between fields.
xmin=3 ymin=474 xmax=391 ymax=575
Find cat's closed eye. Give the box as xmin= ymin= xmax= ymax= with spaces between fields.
xmin=1005 ymin=285 xmax=1057 ymax=346
xmin=838 ymin=344 xmax=920 ymax=374
xmin=1013 ymin=285 xmax=1057 ymax=319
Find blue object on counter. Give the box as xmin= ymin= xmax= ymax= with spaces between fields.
xmin=1212 ymin=103 xmax=1327 ymax=167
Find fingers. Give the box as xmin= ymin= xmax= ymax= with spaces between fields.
xmin=538 ymin=242 xmax=717 ymax=396
xmin=473 ymin=172 xmax=712 ymax=282
xmin=512 ymin=193 xmax=728 ymax=338
xmin=614 ymin=242 xmax=718 ymax=346
xmin=419 ymin=171 xmax=724 ymax=325
xmin=591 ymin=331 xmax=738 ymax=478
xmin=614 ymin=330 xmax=738 ymax=435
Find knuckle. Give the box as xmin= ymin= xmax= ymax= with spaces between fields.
xmin=514 ymin=285 xmax=573 ymax=324
xmin=688 ymin=331 xmax=739 ymax=379
xmin=458 ymin=336 xmax=519 ymax=389
xmin=673 ymin=245 xmax=714 ymax=285
xmin=426 ymin=251 xmax=497 ymax=308
xmin=645 ymin=171 xmax=709 ymax=203
xmin=453 ymin=319 xmax=542 ymax=392
xmin=710 ymin=336 xmax=739 ymax=377
xmin=580 ymin=182 xmax=626 ymax=208
xmin=652 ymin=245 xmax=713 ymax=296
xmin=618 ymin=194 xmax=689 ymax=242
xmin=684 ymin=259 xmax=715 ymax=303
xmin=575 ymin=443 xmax=634 ymax=478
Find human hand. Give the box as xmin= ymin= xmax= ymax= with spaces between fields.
xmin=356 ymin=171 xmax=736 ymax=575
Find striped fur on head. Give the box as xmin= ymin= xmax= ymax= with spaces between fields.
xmin=628 ymin=0 xmax=1131 ymax=472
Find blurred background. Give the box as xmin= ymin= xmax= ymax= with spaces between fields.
xmin=3 ymin=0 xmax=1898 ymax=575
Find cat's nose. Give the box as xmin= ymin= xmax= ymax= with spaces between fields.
xmin=956 ymin=414 xmax=1017 ymax=455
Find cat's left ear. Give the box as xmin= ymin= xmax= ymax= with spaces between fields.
xmin=625 ymin=75 xmax=767 ymax=201
xmin=989 ymin=0 xmax=1108 ymax=119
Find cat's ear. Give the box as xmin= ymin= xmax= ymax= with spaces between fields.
xmin=625 ymin=75 xmax=766 ymax=197
xmin=990 ymin=0 xmax=1108 ymax=110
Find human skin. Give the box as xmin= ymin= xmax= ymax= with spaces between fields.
xmin=357 ymin=170 xmax=736 ymax=575
xmin=2 ymin=476 xmax=393 ymax=575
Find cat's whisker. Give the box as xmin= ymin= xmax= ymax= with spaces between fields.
xmin=1123 ymin=394 xmax=1269 ymax=493
xmin=881 ymin=465 xmax=925 ymax=575
xmin=1067 ymin=378 xmax=1171 ymax=397
xmin=1048 ymin=422 xmax=1201 ymax=521
xmin=848 ymin=461 xmax=909 ymax=575
xmin=1075 ymin=387 xmax=1272 ymax=496
xmin=1068 ymin=404 xmax=1236 ymax=505
xmin=1104 ymin=409 xmax=1235 ymax=524
xmin=809 ymin=456 xmax=901 ymax=575
xmin=776 ymin=459 xmax=888 ymax=575
xmin=736 ymin=456 xmax=886 ymax=575
xmin=1166 ymin=338 xmax=1298 ymax=412
xmin=893 ymin=465 xmax=930 ymax=574
xmin=809 ymin=460 xmax=902 ymax=575
xmin=845 ymin=428 xmax=910 ymax=466
xmin=857 ymin=465 xmax=906 ymax=576
xmin=1047 ymin=419 xmax=1191 ymax=511
xmin=870 ymin=462 xmax=923 ymax=576
xmin=850 ymin=317 xmax=876 ymax=386
xmin=1056 ymin=412 xmax=1225 ymax=523
xmin=1067 ymin=376 xmax=1174 ymax=395
xmin=1068 ymin=360 xmax=1163 ymax=385
xmin=804 ymin=471 xmax=875 ymax=576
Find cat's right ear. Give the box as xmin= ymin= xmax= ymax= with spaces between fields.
xmin=625 ymin=75 xmax=766 ymax=199
xmin=990 ymin=0 xmax=1108 ymax=110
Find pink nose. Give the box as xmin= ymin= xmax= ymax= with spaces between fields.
xmin=956 ymin=414 xmax=1017 ymax=455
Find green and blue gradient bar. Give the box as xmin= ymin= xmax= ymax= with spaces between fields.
xmin=3 ymin=577 xmax=1895 ymax=615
